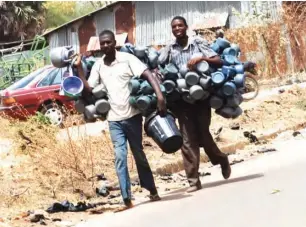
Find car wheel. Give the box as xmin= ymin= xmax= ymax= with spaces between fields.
xmin=41 ymin=103 xmax=65 ymax=127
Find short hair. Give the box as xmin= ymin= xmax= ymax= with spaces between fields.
xmin=171 ymin=16 xmax=188 ymax=27
xmin=99 ymin=30 xmax=115 ymax=40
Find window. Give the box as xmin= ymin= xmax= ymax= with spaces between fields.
xmin=7 ymin=67 xmax=46 ymax=91
xmin=37 ymin=69 xmax=59 ymax=87
xmin=51 ymin=69 xmax=63 ymax=85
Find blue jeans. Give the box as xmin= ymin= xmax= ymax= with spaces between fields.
xmin=108 ymin=114 xmax=157 ymax=200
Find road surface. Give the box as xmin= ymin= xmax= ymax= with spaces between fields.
xmin=76 ymin=135 xmax=306 ymax=227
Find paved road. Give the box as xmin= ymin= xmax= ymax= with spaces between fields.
xmin=76 ymin=137 xmax=306 ymax=227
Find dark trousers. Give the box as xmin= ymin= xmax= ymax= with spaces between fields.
xmin=108 ymin=114 xmax=157 ymax=200
xmin=171 ymin=100 xmax=227 ymax=186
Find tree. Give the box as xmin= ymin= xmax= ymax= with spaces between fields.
xmin=88 ymin=1 xmax=111 ymax=9
xmin=0 ymin=1 xmax=45 ymax=42
xmin=43 ymin=1 xmax=78 ymax=30
xmin=43 ymin=1 xmax=111 ymax=30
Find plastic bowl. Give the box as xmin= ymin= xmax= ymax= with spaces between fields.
xmin=62 ymin=76 xmax=84 ymax=97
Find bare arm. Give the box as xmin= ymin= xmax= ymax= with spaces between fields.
xmin=74 ymin=55 xmax=92 ymax=96
xmin=77 ymin=64 xmax=93 ymax=94
xmin=188 ymin=36 xmax=224 ymax=69
xmin=202 ymin=55 xmax=223 ymax=68
xmin=188 ymin=55 xmax=223 ymax=69
xmin=74 ymin=55 xmax=93 ymax=94
xmin=141 ymin=69 xmax=167 ymax=116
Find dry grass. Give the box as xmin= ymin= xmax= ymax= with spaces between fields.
xmin=219 ymin=3 xmax=306 ymax=79
xmin=0 ymin=115 xmax=119 ymax=218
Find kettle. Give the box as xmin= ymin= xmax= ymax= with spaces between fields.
xmin=185 ymin=72 xmax=200 ymax=86
xmin=50 ymin=46 xmax=75 ymax=68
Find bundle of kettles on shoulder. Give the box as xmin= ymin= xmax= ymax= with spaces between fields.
xmin=49 ymin=46 xmax=110 ymax=122
xmin=50 ymin=37 xmax=248 ymax=122
xmin=122 ymin=37 xmax=247 ymax=119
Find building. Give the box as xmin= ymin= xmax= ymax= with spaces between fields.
xmin=43 ymin=1 xmax=282 ymax=53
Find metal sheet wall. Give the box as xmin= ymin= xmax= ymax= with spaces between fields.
xmin=57 ymin=28 xmax=68 ymax=47
xmin=115 ymin=2 xmax=135 ymax=43
xmin=240 ymin=1 xmax=282 ymax=22
xmin=78 ymin=17 xmax=96 ymax=53
xmin=135 ymin=1 xmax=242 ymax=46
xmin=94 ymin=9 xmax=115 ymax=36
xmin=49 ymin=33 xmax=59 ymax=49
xmin=48 ymin=25 xmax=80 ymax=53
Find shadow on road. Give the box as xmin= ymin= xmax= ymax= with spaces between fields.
xmin=133 ymin=174 xmax=264 ymax=209
xmin=136 ymin=192 xmax=192 ymax=208
xmin=201 ymin=173 xmax=264 ymax=189
xmin=168 ymin=173 xmax=264 ymax=195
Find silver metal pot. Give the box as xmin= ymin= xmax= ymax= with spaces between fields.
xmin=50 ymin=46 xmax=75 ymax=68
xmin=92 ymin=84 xmax=107 ymax=99
xmin=74 ymin=99 xmax=85 ymax=113
xmin=84 ymin=104 xmax=97 ymax=121
xmin=189 ymin=85 xmax=205 ymax=100
xmin=95 ymin=99 xmax=110 ymax=114
xmin=185 ymin=72 xmax=200 ymax=86
xmin=163 ymin=80 xmax=176 ymax=94
xmin=134 ymin=46 xmax=147 ymax=58
xmin=199 ymin=75 xmax=211 ymax=90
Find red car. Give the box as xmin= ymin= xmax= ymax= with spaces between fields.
xmin=0 ymin=65 xmax=75 ymax=126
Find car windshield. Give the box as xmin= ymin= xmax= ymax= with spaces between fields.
xmin=6 ymin=67 xmax=49 ymax=91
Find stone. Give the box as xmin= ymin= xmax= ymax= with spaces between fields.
xmin=257 ymin=147 xmax=277 ymax=154
xmin=29 ymin=210 xmax=50 ymax=223
xmin=292 ymin=131 xmax=301 ymax=137
xmin=30 ymin=214 xmax=45 ymax=223
xmin=230 ymin=159 xmax=244 ymax=165
xmin=52 ymin=218 xmax=62 ymax=222
xmin=243 ymin=131 xmax=259 ymax=143
xmin=229 ymin=123 xmax=240 ymax=130
xmin=278 ymin=89 xmax=285 ymax=94
xmin=199 ymin=172 xmax=211 ymax=177
xmin=40 ymin=220 xmax=47 ymax=225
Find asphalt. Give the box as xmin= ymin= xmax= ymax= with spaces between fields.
xmin=76 ymin=136 xmax=306 ymax=227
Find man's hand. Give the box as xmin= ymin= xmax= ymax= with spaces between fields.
xmin=73 ymin=54 xmax=82 ymax=67
xmin=187 ymin=57 xmax=203 ymax=70
xmin=157 ymin=96 xmax=167 ymax=117
xmin=141 ymin=69 xmax=168 ymax=117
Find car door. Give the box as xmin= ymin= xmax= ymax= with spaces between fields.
xmin=7 ymin=68 xmax=58 ymax=116
xmin=48 ymin=68 xmax=76 ymax=110
xmin=19 ymin=68 xmax=62 ymax=113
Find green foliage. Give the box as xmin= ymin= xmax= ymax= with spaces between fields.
xmin=0 ymin=1 xmax=45 ymax=42
xmin=30 ymin=112 xmax=52 ymax=126
xmin=44 ymin=1 xmax=108 ymax=30
xmin=43 ymin=1 xmax=77 ymax=29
